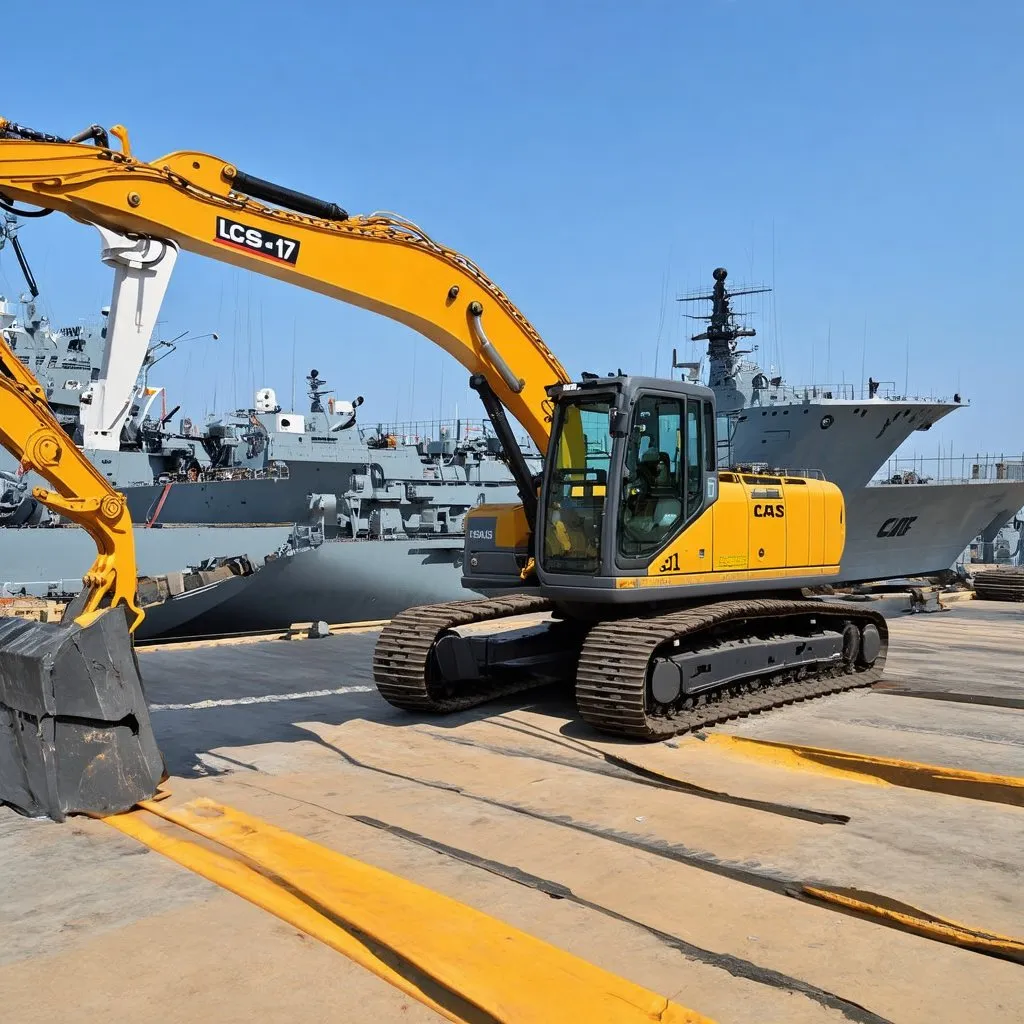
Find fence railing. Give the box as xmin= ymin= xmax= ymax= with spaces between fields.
xmin=366 ymin=418 xmax=536 ymax=451
xmin=872 ymin=454 xmax=1024 ymax=485
xmin=757 ymin=380 xmax=966 ymax=405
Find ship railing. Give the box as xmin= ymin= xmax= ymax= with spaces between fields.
xmin=757 ymin=381 xmax=966 ymax=405
xmin=872 ymin=453 xmax=1024 ymax=485
xmin=366 ymin=417 xmax=537 ymax=452
xmin=2 ymin=580 xmax=83 ymax=599
xmin=724 ymin=463 xmax=827 ymax=481
xmin=369 ymin=417 xmax=495 ymax=441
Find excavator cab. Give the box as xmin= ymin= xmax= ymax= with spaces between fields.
xmin=461 ymin=375 xmax=720 ymax=599
xmin=539 ymin=376 xmax=717 ymax=587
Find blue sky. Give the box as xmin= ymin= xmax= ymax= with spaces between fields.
xmin=3 ymin=1 xmax=1022 ymax=463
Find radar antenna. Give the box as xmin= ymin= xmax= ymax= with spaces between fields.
xmin=677 ymin=267 xmax=770 ymax=346
xmin=677 ymin=268 xmax=773 ymax=394
xmin=306 ymin=368 xmax=334 ymax=413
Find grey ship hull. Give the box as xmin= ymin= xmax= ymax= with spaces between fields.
xmin=0 ymin=525 xmax=293 ymax=591
xmin=135 ymin=570 xmax=262 ymax=641
xmin=210 ymin=479 xmax=1024 ymax=631
xmin=0 ymin=525 xmax=477 ymax=638
xmin=840 ymin=481 xmax=1024 ymax=581
xmin=22 ymin=479 xmax=1019 ymax=638
xmin=729 ymin=400 xmax=958 ymax=492
xmin=6 ymin=480 xmax=1024 ymax=639
xmin=164 ymin=536 xmax=477 ymax=636
xmin=125 ymin=465 xmax=347 ymax=525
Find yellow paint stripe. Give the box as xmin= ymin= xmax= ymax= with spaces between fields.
xmin=705 ymin=734 xmax=1024 ymax=806
xmin=131 ymin=797 xmax=713 ymax=1024
xmin=105 ymin=809 xmax=459 ymax=1020
xmin=802 ymin=887 xmax=1024 ymax=965
xmin=624 ymin=564 xmax=840 ymax=587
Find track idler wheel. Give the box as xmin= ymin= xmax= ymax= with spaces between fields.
xmin=0 ymin=606 xmax=165 ymax=822
xmin=858 ymin=623 xmax=882 ymax=667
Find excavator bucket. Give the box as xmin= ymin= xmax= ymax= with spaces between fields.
xmin=0 ymin=606 xmax=164 ymax=822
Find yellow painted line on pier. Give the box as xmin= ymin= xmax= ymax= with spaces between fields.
xmin=704 ymin=734 xmax=1024 ymax=807
xmin=801 ymin=887 xmax=1024 ymax=965
xmin=105 ymin=808 xmax=456 ymax=1020
xmin=107 ymin=796 xmax=713 ymax=1024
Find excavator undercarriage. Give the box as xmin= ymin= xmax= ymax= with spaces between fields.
xmin=373 ymin=596 xmax=888 ymax=739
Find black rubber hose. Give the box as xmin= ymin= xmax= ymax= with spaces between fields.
xmin=0 ymin=193 xmax=53 ymax=218
xmin=0 ymin=121 xmax=68 ymax=143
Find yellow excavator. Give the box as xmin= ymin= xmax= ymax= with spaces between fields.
xmin=0 ymin=117 xmax=886 ymax=820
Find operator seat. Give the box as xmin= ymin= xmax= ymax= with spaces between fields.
xmin=623 ymin=450 xmax=683 ymax=545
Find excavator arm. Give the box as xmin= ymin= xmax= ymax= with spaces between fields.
xmin=0 ymin=338 xmax=164 ymax=821
xmin=0 ymin=334 xmax=141 ymax=629
xmin=0 ymin=116 xmax=574 ymax=820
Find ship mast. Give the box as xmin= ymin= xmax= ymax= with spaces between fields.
xmin=677 ymin=268 xmax=770 ymax=389
xmin=306 ymin=369 xmax=333 ymax=413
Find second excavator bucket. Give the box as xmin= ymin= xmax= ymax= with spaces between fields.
xmin=0 ymin=606 xmax=164 ymax=822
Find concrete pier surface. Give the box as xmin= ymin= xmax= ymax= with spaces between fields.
xmin=3 ymin=601 xmax=1022 ymax=1023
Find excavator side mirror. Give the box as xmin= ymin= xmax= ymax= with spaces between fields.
xmin=609 ymin=402 xmax=628 ymax=437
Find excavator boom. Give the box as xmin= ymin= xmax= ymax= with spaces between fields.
xmin=0 ymin=118 xmax=570 ymax=455
xmin=0 ymin=115 xmax=574 ymax=820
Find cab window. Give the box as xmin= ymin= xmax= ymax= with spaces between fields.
xmin=619 ymin=396 xmax=685 ymax=558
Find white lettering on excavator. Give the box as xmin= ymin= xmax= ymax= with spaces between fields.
xmin=469 ymin=529 xmax=494 ymax=540
xmin=215 ymin=216 xmax=301 ymax=265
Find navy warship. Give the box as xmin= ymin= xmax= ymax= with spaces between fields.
xmin=0 ymin=219 xmax=542 ymax=636
xmin=675 ymin=269 xmax=1024 ymax=582
xmin=0 ymin=296 xmax=538 ymax=635
xmin=3 ymin=238 xmax=1023 ymax=636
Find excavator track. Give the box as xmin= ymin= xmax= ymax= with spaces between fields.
xmin=373 ymin=593 xmax=555 ymax=713
xmin=576 ymin=598 xmax=888 ymax=740
xmin=374 ymin=595 xmax=888 ymax=741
